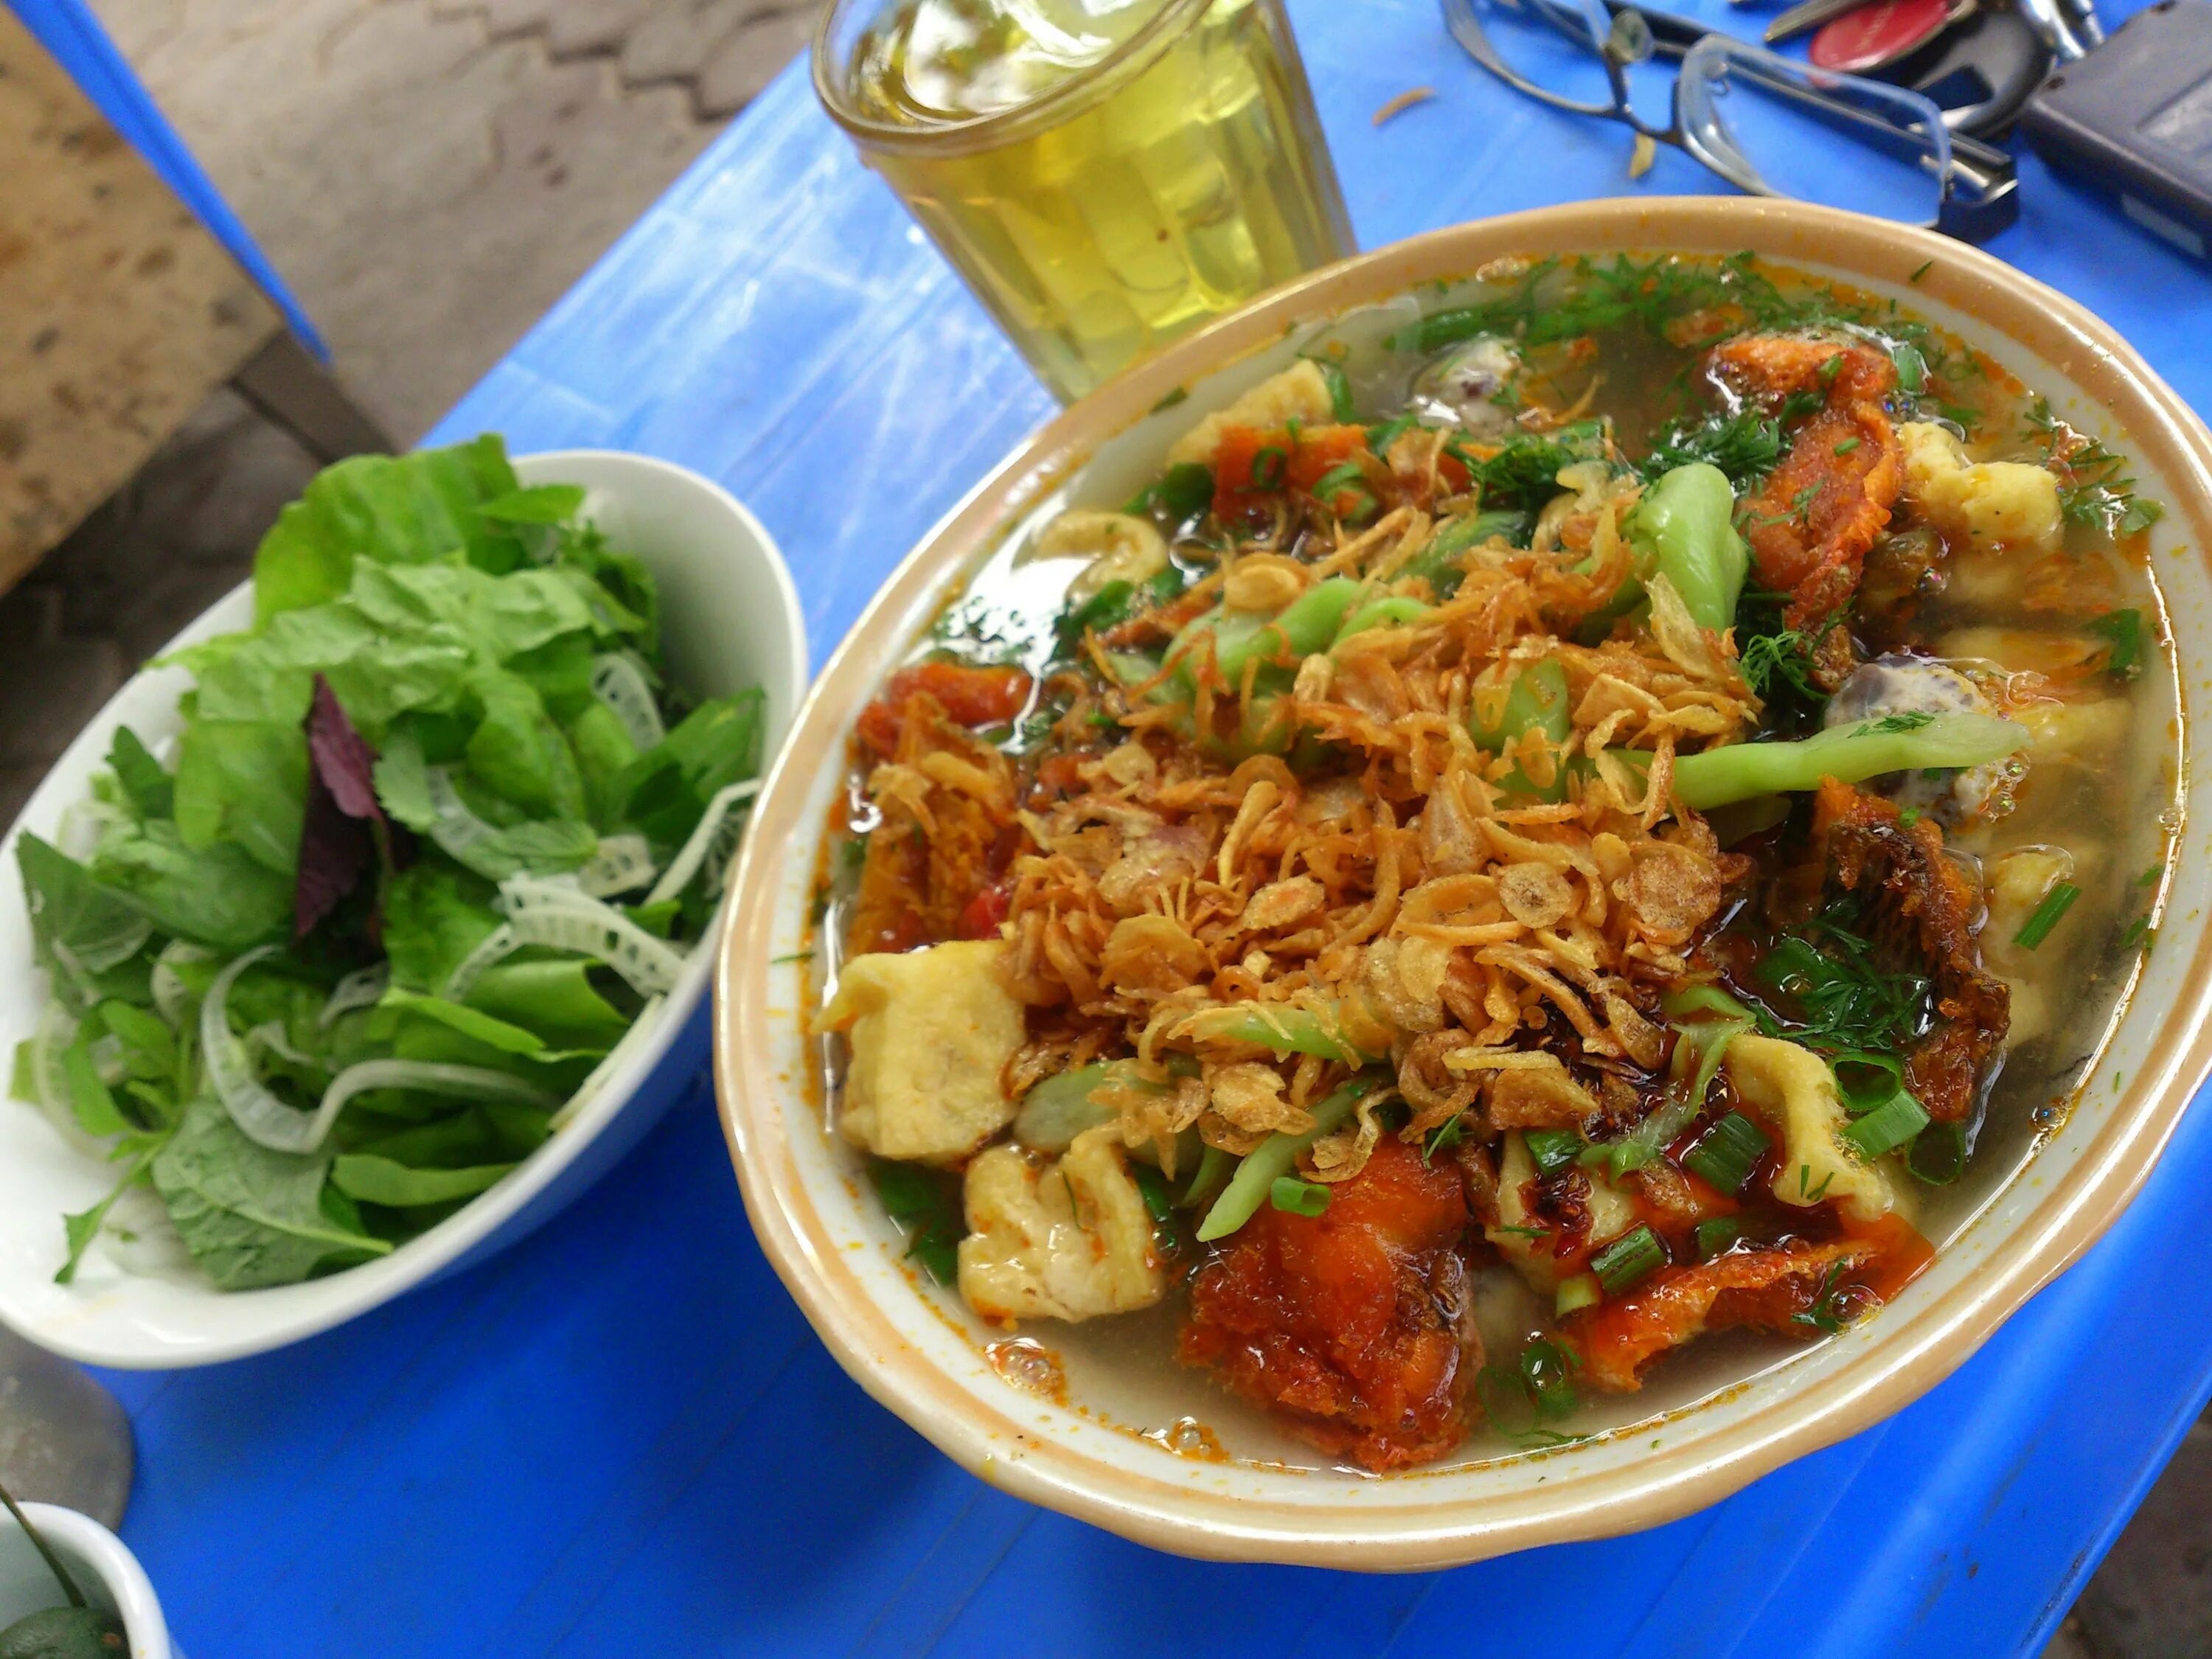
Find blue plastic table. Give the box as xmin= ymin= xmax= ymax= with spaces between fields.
xmin=92 ymin=1 xmax=2212 ymax=1652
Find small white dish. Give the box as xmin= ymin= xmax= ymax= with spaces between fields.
xmin=0 ymin=1503 xmax=170 ymax=1658
xmin=0 ymin=449 xmax=805 ymax=1368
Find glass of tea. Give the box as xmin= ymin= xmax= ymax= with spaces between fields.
xmin=814 ymin=0 xmax=1355 ymax=403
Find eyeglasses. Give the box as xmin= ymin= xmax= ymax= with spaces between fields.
xmin=1442 ymin=0 xmax=2019 ymax=242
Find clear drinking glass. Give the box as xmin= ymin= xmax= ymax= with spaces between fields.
xmin=815 ymin=0 xmax=1356 ymax=402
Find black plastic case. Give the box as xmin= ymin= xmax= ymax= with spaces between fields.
xmin=2021 ymin=0 xmax=2212 ymax=258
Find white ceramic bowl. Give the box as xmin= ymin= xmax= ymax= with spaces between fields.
xmin=0 ymin=1503 xmax=169 ymax=1658
xmin=0 ymin=450 xmax=805 ymax=1368
xmin=717 ymin=201 xmax=2212 ymax=1567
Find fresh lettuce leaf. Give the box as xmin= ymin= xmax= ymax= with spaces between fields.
xmin=380 ymin=862 xmax=501 ymax=992
xmin=152 ymin=1096 xmax=389 ymax=1289
xmin=619 ymin=692 xmax=764 ymax=844
xmin=568 ymin=702 xmax=639 ymax=829
xmin=462 ymin=960 xmax=632 ymax=1048
xmin=17 ymin=834 xmax=155 ymax=984
xmin=173 ymin=719 xmax=308 ymax=876
xmin=108 ymin=728 xmax=174 ymax=820
xmin=464 ymin=671 xmax=587 ymax=818
xmin=374 ymin=988 xmax=546 ymax=1054
xmin=90 ymin=821 xmax=291 ymax=950
xmin=330 ymin=1153 xmax=515 ymax=1208
xmin=250 ymin=437 xmax=520 ymax=622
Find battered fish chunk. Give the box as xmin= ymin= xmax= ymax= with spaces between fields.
xmin=1711 ymin=337 xmax=1904 ymax=645
xmin=1180 ymin=1138 xmax=1476 ymax=1471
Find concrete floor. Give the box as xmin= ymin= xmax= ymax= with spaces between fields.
xmin=1 ymin=1 xmax=2205 ymax=1652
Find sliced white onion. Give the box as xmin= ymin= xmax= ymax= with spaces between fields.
xmin=440 ymin=922 xmax=518 ymax=1004
xmin=88 ymin=1034 xmax=127 ymax=1088
xmin=96 ymin=1184 xmax=196 ymax=1283
xmin=549 ymin=995 xmax=664 ymax=1133
xmin=248 ymin=1020 xmax=319 ymax=1071
xmin=28 ymin=1001 xmax=101 ymax=1156
xmin=422 ymin=765 xmax=503 ymax=871
xmin=644 ymin=780 xmax=761 ymax=907
xmin=208 ymin=947 xmax=558 ymax=1155
xmin=577 ymin=833 xmax=656 ymax=898
xmin=151 ymin=940 xmax=212 ymax=1029
xmin=590 ymin=653 xmax=667 ymax=752
xmin=498 ymin=878 xmax=688 ymax=996
xmin=203 ymin=945 xmax=315 ymax=1152
xmin=314 ymin=1060 xmax=557 ymax=1137
xmin=319 ymin=964 xmax=390 ymax=1029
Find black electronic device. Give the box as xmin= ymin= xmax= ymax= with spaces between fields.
xmin=2021 ymin=0 xmax=2212 ymax=257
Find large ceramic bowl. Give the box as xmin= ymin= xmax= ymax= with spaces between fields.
xmin=0 ymin=450 xmax=806 ymax=1368
xmin=714 ymin=198 xmax=2212 ymax=1568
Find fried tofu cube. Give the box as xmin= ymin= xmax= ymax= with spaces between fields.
xmin=1166 ymin=361 xmax=1336 ymax=469
xmin=820 ymin=941 xmax=1023 ymax=1164
xmin=1726 ymin=1034 xmax=1913 ymax=1226
xmin=958 ymin=1128 xmax=1165 ymax=1323
xmin=1899 ymin=422 xmax=2065 ymax=554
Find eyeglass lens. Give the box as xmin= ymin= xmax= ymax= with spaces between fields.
xmin=1679 ymin=45 xmax=1950 ymax=226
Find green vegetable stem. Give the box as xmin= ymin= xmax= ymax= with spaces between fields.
xmin=1197 ymin=1077 xmax=1378 ymax=1242
xmin=1470 ymin=659 xmax=1573 ymax=799
xmin=1626 ymin=463 xmax=1748 ymax=633
xmin=1660 ymin=712 xmax=2023 ymax=810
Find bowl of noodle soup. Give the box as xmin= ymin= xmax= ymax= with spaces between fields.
xmin=715 ymin=198 xmax=2212 ymax=1567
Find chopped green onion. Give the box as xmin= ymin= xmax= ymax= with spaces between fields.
xmin=2012 ymin=882 xmax=2081 ymax=950
xmin=2121 ymin=497 xmax=2164 ymax=537
xmin=1366 ymin=414 xmax=1419 ymax=456
xmin=1683 ymin=1111 xmax=1769 ymax=1195
xmin=1662 ymin=984 xmax=1761 ymax=1025
xmin=1892 ymin=342 xmax=1927 ymax=396
xmin=1150 ymin=386 xmax=1189 ymax=413
xmin=1181 ymin=1143 xmax=1232 ymax=1208
xmin=1907 ymin=1120 xmax=1968 ymax=1186
xmin=1423 ymin=1113 xmax=1467 ymax=1164
xmin=1249 ymin=446 xmax=1288 ymax=490
xmin=1310 ymin=461 xmax=1368 ymax=499
xmin=1909 ymin=259 xmax=1934 ymax=284
xmin=1830 ymin=1051 xmax=1905 ymax=1114
xmin=1270 ymin=1176 xmax=1330 ymax=1218
xmin=1590 ymin=1225 xmax=1667 ymax=1295
xmin=1523 ymin=1127 xmax=1583 ymax=1178
xmin=1833 ymin=437 xmax=1861 ymax=456
xmin=1693 ymin=1217 xmax=1744 ymax=1261
xmin=1130 ymin=1164 xmax=1183 ymax=1252
xmin=1554 ymin=1274 xmax=1601 ymax=1318
xmin=1310 ymin=358 xmax=1356 ymax=421
xmin=2088 ymin=608 xmax=2143 ymax=681
xmin=1520 ymin=1337 xmax=1580 ymax=1416
xmin=1124 ymin=462 xmax=1214 ymax=519
xmin=1839 ymin=1088 xmax=1930 ymax=1160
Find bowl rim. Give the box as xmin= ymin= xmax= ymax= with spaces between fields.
xmin=0 ymin=448 xmax=805 ymax=1369
xmin=714 ymin=196 xmax=2212 ymax=1567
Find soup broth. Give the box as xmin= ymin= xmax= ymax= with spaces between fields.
xmin=815 ymin=253 xmax=2178 ymax=1471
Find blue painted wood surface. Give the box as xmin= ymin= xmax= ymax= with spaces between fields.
xmin=94 ymin=0 xmax=2212 ymax=1652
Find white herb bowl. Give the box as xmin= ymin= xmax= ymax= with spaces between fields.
xmin=0 ymin=1503 xmax=170 ymax=1658
xmin=0 ymin=450 xmax=806 ymax=1368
